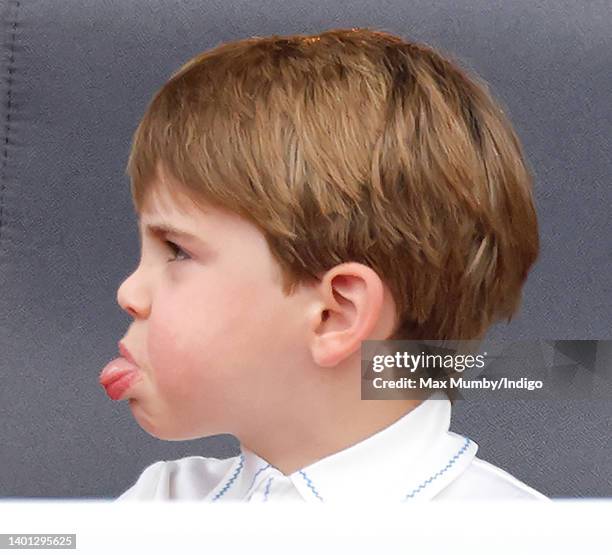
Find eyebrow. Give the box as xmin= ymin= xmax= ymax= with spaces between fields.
xmin=138 ymin=220 xmax=204 ymax=243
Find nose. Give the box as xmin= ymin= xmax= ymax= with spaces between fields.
xmin=117 ymin=267 xmax=150 ymax=319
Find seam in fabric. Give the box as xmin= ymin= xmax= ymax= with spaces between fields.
xmin=244 ymin=463 xmax=272 ymax=501
xmin=298 ymin=470 xmax=324 ymax=501
xmin=263 ymin=476 xmax=274 ymax=501
xmin=403 ymin=436 xmax=472 ymax=499
xmin=211 ymin=454 xmax=244 ymax=501
xmin=0 ymin=0 xmax=19 ymax=251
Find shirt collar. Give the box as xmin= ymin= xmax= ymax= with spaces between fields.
xmin=238 ymin=392 xmax=478 ymax=502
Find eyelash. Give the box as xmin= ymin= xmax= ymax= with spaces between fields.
xmin=164 ymin=239 xmax=190 ymax=263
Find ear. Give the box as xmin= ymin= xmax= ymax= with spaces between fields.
xmin=309 ymin=262 xmax=395 ymax=368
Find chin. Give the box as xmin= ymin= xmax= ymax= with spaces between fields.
xmin=128 ymin=399 xmax=168 ymax=439
xmin=128 ymin=403 xmax=210 ymax=440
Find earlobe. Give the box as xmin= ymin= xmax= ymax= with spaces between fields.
xmin=310 ymin=263 xmax=385 ymax=368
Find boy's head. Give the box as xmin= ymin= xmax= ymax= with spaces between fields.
xmin=117 ymin=28 xmax=538 ymax=443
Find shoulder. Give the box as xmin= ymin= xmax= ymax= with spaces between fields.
xmin=115 ymin=455 xmax=240 ymax=501
xmin=435 ymin=455 xmax=549 ymax=500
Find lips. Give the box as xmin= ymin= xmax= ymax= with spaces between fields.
xmin=99 ymin=342 xmax=142 ymax=400
xmin=118 ymin=340 xmax=138 ymax=366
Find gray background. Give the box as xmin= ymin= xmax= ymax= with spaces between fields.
xmin=0 ymin=0 xmax=610 ymax=499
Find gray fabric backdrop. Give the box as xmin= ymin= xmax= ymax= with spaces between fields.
xmin=0 ymin=0 xmax=610 ymax=499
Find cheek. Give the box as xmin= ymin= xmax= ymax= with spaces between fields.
xmin=144 ymin=268 xmax=301 ymax=407
xmin=145 ymin=277 xmax=265 ymax=398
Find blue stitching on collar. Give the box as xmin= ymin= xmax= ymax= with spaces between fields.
xmin=403 ymin=437 xmax=472 ymax=500
xmin=245 ymin=463 xmax=272 ymax=501
xmin=263 ymin=476 xmax=274 ymax=501
xmin=298 ymin=470 xmax=324 ymax=501
xmin=211 ymin=454 xmax=245 ymax=501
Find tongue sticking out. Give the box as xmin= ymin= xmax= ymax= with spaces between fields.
xmin=99 ymin=357 xmax=141 ymax=401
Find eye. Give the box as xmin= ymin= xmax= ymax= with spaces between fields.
xmin=164 ymin=239 xmax=191 ymax=263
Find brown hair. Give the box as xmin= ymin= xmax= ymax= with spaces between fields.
xmin=126 ymin=27 xmax=539 ymax=342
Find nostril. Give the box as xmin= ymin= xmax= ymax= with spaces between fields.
xmin=125 ymin=305 xmax=138 ymax=318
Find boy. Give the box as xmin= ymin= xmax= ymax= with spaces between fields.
xmin=102 ymin=27 xmax=546 ymax=501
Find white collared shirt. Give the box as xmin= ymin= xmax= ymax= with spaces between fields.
xmin=116 ymin=392 xmax=548 ymax=502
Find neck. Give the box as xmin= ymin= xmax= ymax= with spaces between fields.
xmin=239 ymin=395 xmax=423 ymax=476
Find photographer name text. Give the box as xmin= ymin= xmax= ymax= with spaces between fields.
xmin=371 ymin=376 xmax=544 ymax=391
